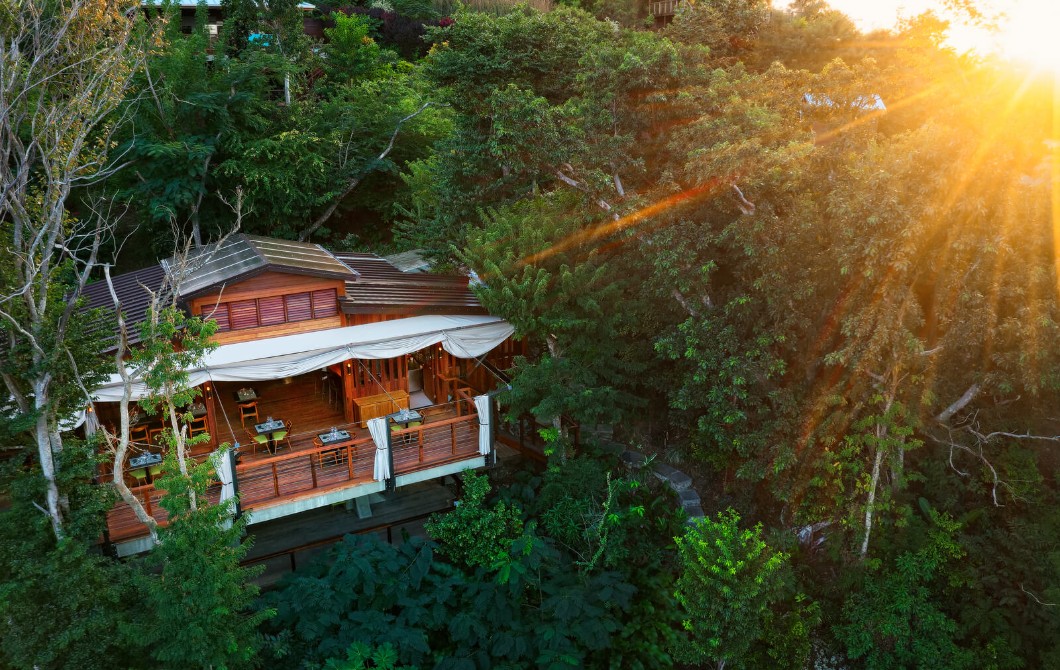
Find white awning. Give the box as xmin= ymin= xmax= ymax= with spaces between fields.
xmin=89 ymin=314 xmax=514 ymax=403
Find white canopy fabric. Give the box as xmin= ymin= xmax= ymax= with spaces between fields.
xmin=369 ymin=417 xmax=391 ymax=481
xmin=88 ymin=314 xmax=514 ymax=403
xmin=474 ymin=394 xmax=491 ymax=457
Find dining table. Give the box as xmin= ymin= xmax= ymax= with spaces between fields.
xmin=387 ymin=408 xmax=423 ymax=427
xmin=129 ymin=451 xmax=162 ymax=469
xmin=318 ymin=428 xmax=353 ymax=466
xmin=254 ymin=418 xmax=285 ymax=454
xmin=387 ymin=408 xmax=423 ymax=445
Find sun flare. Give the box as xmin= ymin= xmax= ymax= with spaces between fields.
xmin=970 ymin=0 xmax=1060 ymax=71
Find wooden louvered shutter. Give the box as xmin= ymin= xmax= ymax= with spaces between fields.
xmin=284 ymin=292 xmax=312 ymax=322
xmin=201 ymin=303 xmax=230 ymax=332
xmin=258 ymin=295 xmax=285 ymax=326
xmin=229 ymin=299 xmax=259 ymax=330
xmin=311 ymin=289 xmax=338 ymax=318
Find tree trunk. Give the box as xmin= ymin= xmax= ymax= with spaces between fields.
xmin=544 ymin=335 xmax=571 ymax=461
xmin=34 ymin=402 xmax=64 ymax=539
xmin=166 ymin=394 xmax=197 ymax=512
xmin=859 ymin=446 xmax=884 ymax=559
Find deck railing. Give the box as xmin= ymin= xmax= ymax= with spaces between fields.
xmin=234 ymin=434 xmax=376 ymax=508
xmin=649 ymin=0 xmax=680 ymax=16
xmin=390 ymin=411 xmax=480 ymax=476
xmin=106 ymin=395 xmax=488 ymax=545
xmin=106 ymin=481 xmax=223 ymax=542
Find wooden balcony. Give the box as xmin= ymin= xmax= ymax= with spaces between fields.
xmin=104 ymin=393 xmax=484 ymax=548
xmin=649 ymin=0 xmax=680 ymax=16
xmin=106 ymin=481 xmax=223 ymax=543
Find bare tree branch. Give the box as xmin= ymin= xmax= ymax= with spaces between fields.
xmin=936 ymin=383 xmax=980 ymax=425
xmin=297 ymin=101 xmax=445 ymax=241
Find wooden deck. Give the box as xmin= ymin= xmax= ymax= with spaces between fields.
xmin=208 ymin=375 xmax=347 ymax=454
xmin=105 ymin=384 xmax=483 ymax=546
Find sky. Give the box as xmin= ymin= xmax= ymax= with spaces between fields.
xmin=790 ymin=0 xmax=1060 ymax=67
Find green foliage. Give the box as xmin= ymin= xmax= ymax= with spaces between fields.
xmin=459 ymin=194 xmax=654 ymax=427
xmin=0 ymin=441 xmax=144 ymax=670
xmin=673 ymin=509 xmax=812 ymax=669
xmin=665 ymin=0 xmax=770 ymax=59
xmin=425 ymin=469 xmax=525 ymax=569
xmin=132 ymin=455 xmax=268 ymax=669
xmin=265 ymin=455 xmax=686 ymax=670
xmin=835 ymin=509 xmax=973 ymax=670
xmin=120 ymin=304 xmax=267 ymax=669
xmin=323 ymin=642 xmax=417 ymax=670
xmin=119 ymin=3 xmax=445 ymax=248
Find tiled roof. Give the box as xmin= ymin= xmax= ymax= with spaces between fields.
xmin=80 ymin=264 xmax=168 ymax=349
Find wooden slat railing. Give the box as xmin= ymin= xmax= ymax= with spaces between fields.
xmin=106 ymin=397 xmax=488 ymax=544
xmin=649 ymin=0 xmax=680 ymax=16
xmin=106 ymin=481 xmax=223 ymax=542
xmin=390 ymin=411 xmax=481 ymax=476
xmin=234 ymin=435 xmax=375 ymax=508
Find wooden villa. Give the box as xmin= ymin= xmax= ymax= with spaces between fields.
xmin=79 ymin=235 xmax=519 ymax=556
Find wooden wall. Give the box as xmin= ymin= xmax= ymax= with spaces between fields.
xmin=190 ymin=272 xmax=346 ymax=345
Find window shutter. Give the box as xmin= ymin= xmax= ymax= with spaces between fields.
xmin=311 ymin=289 xmax=338 ymax=318
xmin=258 ymin=295 xmax=285 ymax=326
xmin=285 ymin=292 xmax=312 ymax=322
xmin=229 ymin=299 xmax=259 ymax=330
xmin=201 ymin=304 xmax=230 ymax=332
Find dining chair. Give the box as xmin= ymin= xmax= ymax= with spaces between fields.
xmin=129 ymin=468 xmax=148 ymax=487
xmin=238 ymin=401 xmax=259 ymax=428
xmin=130 ymin=424 xmax=149 ymax=444
xmin=314 ymin=436 xmax=343 ymax=466
xmin=148 ymin=427 xmax=165 ymax=446
xmin=188 ymin=416 xmax=209 ymax=438
xmin=245 ymin=427 xmax=269 ymax=454
xmin=148 ymin=464 xmax=163 ymax=481
xmin=271 ymin=420 xmax=292 ymax=452
xmin=390 ymin=421 xmax=412 ymax=446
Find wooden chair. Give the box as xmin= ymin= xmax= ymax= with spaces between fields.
xmin=148 ymin=427 xmax=165 ymax=446
xmin=390 ymin=420 xmax=422 ymax=446
xmin=270 ymin=420 xmax=293 ymax=452
xmin=314 ymin=436 xmax=344 ymax=466
xmin=187 ymin=416 xmax=208 ymax=438
xmin=245 ymin=427 xmax=269 ymax=454
xmin=238 ymin=401 xmax=259 ymax=428
xmin=406 ymin=420 xmax=422 ymax=445
xmin=130 ymin=424 xmax=149 ymax=444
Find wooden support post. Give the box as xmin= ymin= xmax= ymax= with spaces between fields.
xmin=343 ymin=361 xmax=355 ymax=423
xmin=272 ymin=463 xmax=280 ymax=497
xmin=385 ymin=428 xmax=396 ymax=492
xmin=204 ymin=383 xmax=219 ymax=448
xmin=310 ymin=453 xmax=318 ymax=488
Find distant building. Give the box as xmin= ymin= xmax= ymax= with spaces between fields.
xmin=142 ymin=1 xmax=325 ymax=40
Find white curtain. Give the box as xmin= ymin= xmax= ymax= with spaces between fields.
xmin=369 ymin=417 xmax=391 ymax=481
xmin=83 ymin=405 xmax=101 ymax=435
xmin=88 ymin=314 xmax=514 ymax=403
xmin=213 ymin=449 xmax=236 ymax=504
xmin=474 ymin=394 xmax=491 ymax=456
